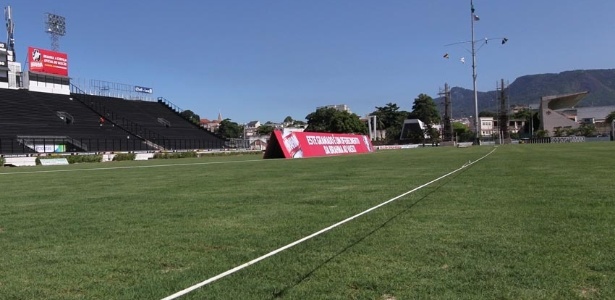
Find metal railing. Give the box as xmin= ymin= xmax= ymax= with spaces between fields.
xmin=157 ymin=97 xmax=183 ymax=113
xmin=71 ymin=78 xmax=156 ymax=101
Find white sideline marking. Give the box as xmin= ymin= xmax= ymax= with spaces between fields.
xmin=0 ymin=159 xmax=265 ymax=176
xmin=161 ymin=148 xmax=497 ymax=300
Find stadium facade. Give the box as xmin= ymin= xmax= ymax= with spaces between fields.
xmin=0 ymin=32 xmax=225 ymax=155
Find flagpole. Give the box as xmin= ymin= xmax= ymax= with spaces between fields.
xmin=471 ymin=0 xmax=480 ymax=145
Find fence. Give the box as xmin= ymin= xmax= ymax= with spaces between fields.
xmin=0 ymin=137 xmax=226 ymax=154
xmin=71 ymin=78 xmax=156 ymax=101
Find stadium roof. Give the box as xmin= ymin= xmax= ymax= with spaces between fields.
xmin=540 ymin=91 xmax=589 ymax=110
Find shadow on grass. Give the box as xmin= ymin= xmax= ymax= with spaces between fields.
xmin=271 ymin=166 xmax=471 ymax=299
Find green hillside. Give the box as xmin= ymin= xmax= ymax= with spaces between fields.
xmin=442 ymin=69 xmax=615 ymax=117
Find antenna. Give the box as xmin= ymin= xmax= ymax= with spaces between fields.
xmin=45 ymin=13 xmax=66 ymax=51
xmin=5 ymin=5 xmax=15 ymax=59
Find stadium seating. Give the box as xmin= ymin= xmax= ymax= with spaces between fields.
xmin=0 ymin=88 xmax=226 ymax=154
xmin=70 ymin=92 xmax=225 ymax=150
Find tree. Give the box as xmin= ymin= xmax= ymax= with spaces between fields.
xmin=531 ymin=112 xmax=541 ymax=135
xmin=256 ymin=125 xmax=275 ymax=136
xmin=409 ymin=94 xmax=440 ymax=125
xmin=427 ymin=127 xmax=441 ymax=146
xmin=606 ymin=111 xmax=615 ymax=126
xmin=370 ymin=102 xmax=410 ymax=144
xmin=578 ymin=123 xmax=597 ymax=137
xmin=479 ymin=111 xmax=497 ymax=118
xmin=292 ymin=120 xmax=306 ymax=127
xmin=607 ymin=111 xmax=615 ymax=140
xmin=553 ymin=127 xmax=566 ymax=137
xmin=217 ymin=119 xmax=242 ymax=139
xmin=535 ymin=129 xmax=549 ymax=138
xmin=453 ymin=122 xmax=474 ymax=142
xmin=180 ymin=110 xmax=200 ymax=125
xmin=408 ymin=94 xmax=440 ymax=144
xmin=305 ymin=107 xmax=367 ymax=134
xmin=513 ymin=109 xmax=539 ymax=136
xmin=564 ymin=127 xmax=578 ymax=137
xmin=283 ymin=116 xmax=294 ymax=124
xmin=513 ymin=108 xmax=532 ymax=121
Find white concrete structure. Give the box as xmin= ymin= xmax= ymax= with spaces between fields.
xmin=539 ymin=92 xmax=589 ymax=135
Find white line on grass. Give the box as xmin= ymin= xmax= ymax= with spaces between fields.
xmin=161 ymin=147 xmax=497 ymax=300
xmin=0 ymin=159 xmax=265 ymax=176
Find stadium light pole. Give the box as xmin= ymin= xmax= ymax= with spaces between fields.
xmin=446 ymin=1 xmax=507 ymax=145
xmin=45 ymin=13 xmax=66 ymax=51
xmin=470 ymin=0 xmax=479 ymax=145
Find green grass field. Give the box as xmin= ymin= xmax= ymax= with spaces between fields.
xmin=1 ymin=143 xmax=614 ymax=299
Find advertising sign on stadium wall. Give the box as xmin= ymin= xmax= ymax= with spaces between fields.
xmin=28 ymin=47 xmax=68 ymax=76
xmin=33 ymin=144 xmax=66 ymax=153
xmin=264 ymin=130 xmax=374 ymax=159
xmin=134 ymin=86 xmax=153 ymax=94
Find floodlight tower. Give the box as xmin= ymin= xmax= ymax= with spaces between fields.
xmin=45 ymin=13 xmax=66 ymax=51
xmin=5 ymin=6 xmax=15 ymax=59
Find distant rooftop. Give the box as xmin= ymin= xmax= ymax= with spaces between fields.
xmin=576 ymin=105 xmax=615 ymax=121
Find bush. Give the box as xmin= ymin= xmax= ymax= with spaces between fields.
xmin=151 ymin=150 xmax=262 ymax=160
xmin=112 ymin=153 xmax=136 ymax=161
xmin=0 ymin=156 xmax=4 ymax=167
xmin=153 ymin=151 xmax=198 ymax=159
xmin=67 ymin=155 xmax=102 ymax=164
xmin=199 ymin=151 xmax=262 ymax=157
xmin=35 ymin=155 xmax=101 ymax=165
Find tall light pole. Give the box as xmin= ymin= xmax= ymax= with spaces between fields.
xmin=45 ymin=13 xmax=66 ymax=51
xmin=470 ymin=0 xmax=479 ymax=144
xmin=470 ymin=1 xmax=511 ymax=145
xmin=446 ymin=1 xmax=507 ymax=145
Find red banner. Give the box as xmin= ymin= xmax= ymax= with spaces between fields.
xmin=265 ymin=131 xmax=374 ymax=159
xmin=28 ymin=47 xmax=68 ymax=76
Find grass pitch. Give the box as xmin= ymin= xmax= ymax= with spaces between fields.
xmin=1 ymin=143 xmax=614 ymax=299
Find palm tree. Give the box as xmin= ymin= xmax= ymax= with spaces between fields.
xmin=606 ymin=111 xmax=615 ymax=139
xmin=606 ymin=111 xmax=615 ymax=126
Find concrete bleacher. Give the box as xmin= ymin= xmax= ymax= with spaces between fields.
xmin=0 ymin=89 xmax=151 ymax=153
xmin=0 ymin=88 xmax=225 ymax=154
xmin=71 ymin=93 xmax=225 ymax=150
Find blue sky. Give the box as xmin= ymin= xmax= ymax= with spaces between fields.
xmin=8 ymin=0 xmax=615 ymax=123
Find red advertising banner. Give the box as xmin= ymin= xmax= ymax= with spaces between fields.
xmin=28 ymin=47 xmax=68 ymax=76
xmin=264 ymin=131 xmax=374 ymax=159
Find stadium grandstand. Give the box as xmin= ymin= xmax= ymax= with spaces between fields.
xmin=0 ymin=87 xmax=226 ymax=154
xmin=0 ymin=7 xmax=226 ymax=155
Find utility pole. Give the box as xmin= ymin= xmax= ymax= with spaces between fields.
xmin=497 ymin=79 xmax=510 ymax=144
xmin=439 ymin=83 xmax=453 ymax=143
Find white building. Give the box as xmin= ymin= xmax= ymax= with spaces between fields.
xmin=479 ymin=117 xmax=495 ymax=137
xmin=479 ymin=117 xmax=526 ymax=137
xmin=317 ymin=104 xmax=351 ymax=113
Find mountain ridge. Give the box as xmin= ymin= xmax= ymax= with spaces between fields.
xmin=441 ymin=69 xmax=615 ymax=118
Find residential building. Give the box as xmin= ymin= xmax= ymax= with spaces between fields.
xmin=200 ymin=112 xmax=223 ymax=132
xmin=244 ymin=120 xmax=261 ymax=137
xmin=479 ymin=117 xmax=526 ymax=137
xmin=317 ymin=104 xmax=351 ymax=113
